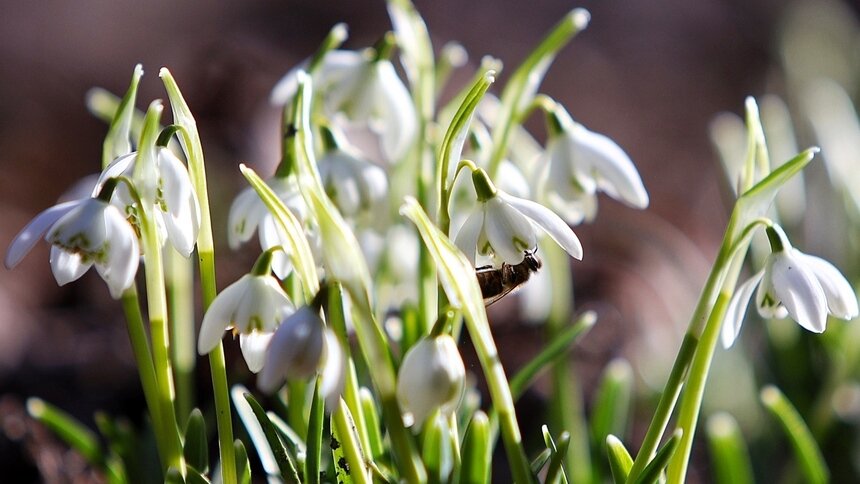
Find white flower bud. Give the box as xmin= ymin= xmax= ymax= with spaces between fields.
xmin=396 ymin=335 xmax=466 ymax=427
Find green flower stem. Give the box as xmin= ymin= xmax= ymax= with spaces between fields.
xmin=120 ymin=285 xmax=167 ymax=464
xmin=487 ymin=9 xmax=590 ymax=178
xmin=665 ymin=292 xmax=732 ymax=483
xmin=136 ymin=102 xmax=185 ymax=475
xmin=165 ymin=247 xmax=195 ymax=423
xmin=161 ymin=68 xmax=237 ymax=484
xmin=543 ymin=241 xmax=590 ymax=484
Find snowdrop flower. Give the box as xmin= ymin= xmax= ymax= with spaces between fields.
xmin=271 ymin=41 xmax=417 ymax=162
xmin=227 ymin=175 xmax=307 ymax=278
xmin=258 ymin=303 xmax=344 ymax=401
xmin=454 ymin=167 xmax=582 ymax=266
xmin=722 ymin=225 xmax=858 ymax=348
xmin=5 ymin=181 xmax=139 ymax=299
xmin=538 ymin=103 xmax=648 ymax=224
xmin=197 ymin=249 xmax=296 ymax=373
xmin=97 ymin=147 xmax=201 ymax=257
xmin=318 ymin=127 xmax=388 ymax=218
xmin=396 ymin=334 xmax=465 ymax=427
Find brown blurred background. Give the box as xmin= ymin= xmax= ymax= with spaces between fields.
xmin=0 ymin=0 xmax=840 ymax=480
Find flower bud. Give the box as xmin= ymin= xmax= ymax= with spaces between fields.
xmin=258 ymin=306 xmax=326 ymax=394
xmin=396 ymin=335 xmax=466 ymax=427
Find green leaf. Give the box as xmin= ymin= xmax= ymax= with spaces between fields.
xmin=542 ymin=426 xmax=570 ymax=484
xmin=530 ymin=448 xmax=552 ymax=477
xmin=509 ymin=311 xmax=596 ymax=400
xmin=731 ymin=148 xmax=818 ymax=241
xmin=590 ymin=359 xmax=633 ymax=452
xmin=165 ymin=467 xmax=185 ymax=484
xmin=230 ymin=385 xmax=283 ymax=478
xmin=26 ymin=397 xmax=101 ymax=464
xmin=760 ymin=385 xmax=829 ymax=484
xmin=183 ymin=408 xmax=208 ymax=473
xmin=234 ymin=439 xmax=252 ymax=484
xmin=239 ymin=165 xmax=319 ymax=301
xmin=359 ymin=387 xmax=385 ymax=460
xmin=706 ymin=413 xmax=754 ymax=484
xmin=184 ymin=466 xmax=211 ymax=484
xmin=332 ymin=399 xmax=370 ymax=484
xmin=459 ymin=411 xmax=491 ymax=484
xmin=102 ymin=64 xmax=143 ymax=167
xmin=605 ymin=435 xmax=633 ymax=484
xmin=386 ymin=0 xmax=434 ymax=85
xmin=634 ymin=429 xmax=682 ymax=484
xmin=242 ymin=393 xmax=300 ymax=483
xmin=305 ymin=378 xmax=325 ymax=484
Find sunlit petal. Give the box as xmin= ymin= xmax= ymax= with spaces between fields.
xmin=5 ymin=201 xmax=79 ymax=269
xmin=240 ymin=332 xmax=274 ymax=374
xmin=502 ymin=193 xmax=583 ymax=260
xmin=722 ymin=271 xmax=764 ymax=348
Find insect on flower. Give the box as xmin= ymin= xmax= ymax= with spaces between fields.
xmin=476 ymin=249 xmax=543 ymax=306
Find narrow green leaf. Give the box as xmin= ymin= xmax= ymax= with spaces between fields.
xmin=26 ymin=397 xmax=101 ymax=464
xmin=234 ymin=439 xmax=252 ymax=484
xmin=239 ymin=164 xmax=319 ymax=300
xmin=164 ymin=467 xmax=184 ymax=484
xmin=590 ymin=359 xmax=634 ymax=451
xmin=509 ymin=311 xmax=596 ymax=400
xmin=231 ymin=385 xmax=280 ymax=477
xmin=634 ymin=429 xmax=682 ymax=484
xmin=183 ymin=409 xmax=208 ymax=473
xmin=184 ymin=466 xmax=211 ymax=484
xmin=460 ymin=411 xmax=491 ymax=484
xmin=359 ymin=388 xmax=385 ymax=460
xmin=306 ymin=378 xmax=325 ymax=484
xmin=543 ymin=428 xmax=571 ymax=484
xmin=332 ymin=399 xmax=370 ymax=484
xmin=706 ymin=413 xmax=754 ymax=484
xmin=243 ymin=393 xmax=300 ymax=483
xmin=605 ymin=435 xmax=633 ymax=484
xmin=760 ymin=385 xmax=829 ymax=484
xmin=386 ymin=0 xmax=435 ymax=85
xmin=102 ymin=64 xmax=143 ymax=167
xmin=530 ymin=448 xmax=552 ymax=477
xmin=266 ymin=411 xmax=307 ymax=458
xmin=422 ymin=414 xmax=444 ymax=481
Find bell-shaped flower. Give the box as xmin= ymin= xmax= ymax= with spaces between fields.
xmin=538 ymin=104 xmax=648 ymax=224
xmin=722 ymin=225 xmax=859 ymax=348
xmin=271 ymin=45 xmax=417 ymax=162
xmin=454 ymin=167 xmax=582 ymax=266
xmin=396 ymin=335 xmax=466 ymax=427
xmin=97 ymin=147 xmax=201 ymax=257
xmin=257 ymin=305 xmax=344 ymax=400
xmin=227 ymin=176 xmax=307 ymax=279
xmin=5 ymin=187 xmax=139 ymax=299
xmin=317 ymin=127 xmax=388 ymax=218
xmin=197 ymin=251 xmax=296 ymax=369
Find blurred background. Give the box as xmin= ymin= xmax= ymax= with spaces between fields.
xmin=1 ymin=0 xmax=858 ymax=481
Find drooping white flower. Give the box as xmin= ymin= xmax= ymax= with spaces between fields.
xmin=227 ymin=176 xmax=307 ymax=278
xmin=197 ymin=264 xmax=296 ymax=366
xmin=538 ymin=104 xmax=648 ymax=224
xmin=454 ymin=167 xmax=582 ymax=266
xmin=396 ymin=335 xmax=465 ymax=427
xmin=271 ymin=48 xmax=417 ymax=162
xmin=5 ymin=194 xmax=139 ymax=299
xmin=257 ymin=306 xmax=344 ymax=398
xmin=97 ymin=147 xmax=201 ymax=257
xmin=317 ymin=128 xmax=388 ymax=218
xmin=722 ymin=225 xmax=858 ymax=348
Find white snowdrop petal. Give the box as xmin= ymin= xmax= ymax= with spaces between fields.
xmin=453 ymin=209 xmax=484 ymax=266
xmin=396 ymin=336 xmax=465 ymax=427
xmin=484 ymin=197 xmax=534 ymax=264
xmin=799 ymin=252 xmax=859 ymax=319
xmin=771 ymin=252 xmax=829 ymax=333
xmin=47 ymin=199 xmax=109 ymax=251
xmin=227 ymin=186 xmax=267 ymax=250
xmin=259 ymin=217 xmax=293 ymax=279
xmin=97 ymin=206 xmax=140 ymax=298
xmin=198 ymin=275 xmax=251 ymax=354
xmin=240 ymin=332 xmax=274 ymax=374
xmin=50 ymin=245 xmax=92 ymax=286
xmin=5 ymin=200 xmax=79 ymax=269
xmin=572 ymin=125 xmax=649 ymax=208
xmin=159 ymin=149 xmax=200 ymax=257
xmin=258 ymin=308 xmax=325 ymax=394
xmin=722 ymin=271 xmax=764 ymax=348
xmin=502 ymin=193 xmax=583 ymax=260
xmin=319 ymin=329 xmax=346 ymax=409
